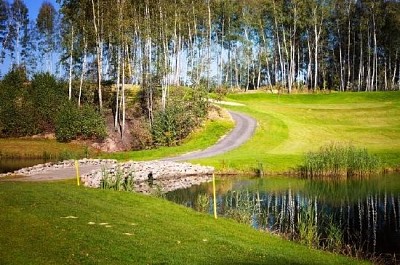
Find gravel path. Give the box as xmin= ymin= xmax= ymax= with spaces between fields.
xmin=162 ymin=110 xmax=257 ymax=161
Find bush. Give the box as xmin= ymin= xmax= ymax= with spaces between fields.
xmin=130 ymin=117 xmax=153 ymax=150
xmin=29 ymin=73 xmax=65 ymax=131
xmin=55 ymin=102 xmax=106 ymax=142
xmin=0 ymin=67 xmax=40 ymax=137
xmin=151 ymin=86 xmax=209 ymax=147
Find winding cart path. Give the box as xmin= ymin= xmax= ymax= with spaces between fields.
xmin=163 ymin=110 xmax=257 ymax=161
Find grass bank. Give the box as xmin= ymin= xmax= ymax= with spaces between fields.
xmin=0 ymin=180 xmax=368 ymax=265
xmin=193 ymin=91 xmax=400 ymax=173
xmin=0 ymin=138 xmax=95 ymax=160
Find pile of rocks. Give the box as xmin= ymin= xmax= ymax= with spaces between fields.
xmin=82 ymin=160 xmax=214 ymax=193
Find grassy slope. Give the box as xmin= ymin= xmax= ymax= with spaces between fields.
xmin=0 ymin=181 xmax=368 ymax=265
xmin=0 ymin=138 xmax=94 ymax=159
xmin=193 ymin=91 xmax=400 ymax=172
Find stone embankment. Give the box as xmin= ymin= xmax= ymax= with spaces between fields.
xmin=82 ymin=160 xmax=214 ymax=194
xmin=1 ymin=159 xmax=214 ymax=194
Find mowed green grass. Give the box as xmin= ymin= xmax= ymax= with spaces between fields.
xmin=194 ymin=91 xmax=400 ymax=172
xmin=0 ymin=181 xmax=368 ymax=265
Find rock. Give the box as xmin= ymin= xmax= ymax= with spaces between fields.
xmin=81 ymin=160 xmax=214 ymax=193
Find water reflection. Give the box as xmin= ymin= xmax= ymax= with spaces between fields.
xmin=166 ymin=175 xmax=400 ymax=262
xmin=0 ymin=158 xmax=53 ymax=174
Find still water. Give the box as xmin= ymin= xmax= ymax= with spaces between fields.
xmin=166 ymin=174 xmax=400 ymax=261
xmin=0 ymin=158 xmax=52 ymax=174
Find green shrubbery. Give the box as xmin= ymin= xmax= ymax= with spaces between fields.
xmin=55 ymin=101 xmax=106 ymax=142
xmin=0 ymin=68 xmax=106 ymax=143
xmin=151 ymin=86 xmax=209 ymax=147
xmin=0 ymin=67 xmax=40 ymax=136
xmin=30 ymin=72 xmax=65 ymax=131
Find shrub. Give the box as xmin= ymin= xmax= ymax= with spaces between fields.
xmin=130 ymin=117 xmax=153 ymax=150
xmin=29 ymin=73 xmax=65 ymax=131
xmin=151 ymin=86 xmax=209 ymax=147
xmin=0 ymin=67 xmax=40 ymax=137
xmin=55 ymin=102 xmax=106 ymax=142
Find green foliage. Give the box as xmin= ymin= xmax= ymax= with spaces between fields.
xmin=151 ymin=86 xmax=209 ymax=147
xmin=55 ymin=101 xmax=106 ymax=143
xmin=195 ymin=193 xmax=210 ymax=213
xmin=30 ymin=72 xmax=65 ymax=131
xmin=100 ymin=167 xmax=135 ymax=192
xmin=152 ymin=106 xmax=183 ymax=146
xmin=297 ymin=205 xmax=320 ymax=248
xmin=130 ymin=117 xmax=153 ymax=150
xmin=323 ymin=219 xmax=343 ymax=253
xmin=0 ymin=67 xmax=40 ymax=137
xmin=299 ymin=143 xmax=382 ymax=179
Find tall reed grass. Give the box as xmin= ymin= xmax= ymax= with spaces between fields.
xmin=299 ymin=143 xmax=382 ymax=179
xmin=100 ymin=166 xmax=135 ymax=191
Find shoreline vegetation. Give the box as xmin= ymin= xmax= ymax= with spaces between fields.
xmin=299 ymin=142 xmax=383 ymax=180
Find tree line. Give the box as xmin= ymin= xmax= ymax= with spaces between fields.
xmin=0 ymin=0 xmax=399 ymax=141
xmin=2 ymin=0 xmax=400 ymax=94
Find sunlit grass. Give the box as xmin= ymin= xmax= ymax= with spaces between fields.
xmin=0 ymin=180 xmax=368 ymax=264
xmin=0 ymin=138 xmax=95 ymax=159
xmin=195 ymin=91 xmax=400 ymax=172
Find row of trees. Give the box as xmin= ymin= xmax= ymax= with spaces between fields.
xmin=57 ymin=0 xmax=400 ymax=96
xmin=1 ymin=0 xmax=400 ymax=138
xmin=2 ymin=1 xmax=400 ymax=94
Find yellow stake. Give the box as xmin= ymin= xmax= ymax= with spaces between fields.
xmin=75 ymin=160 xmax=80 ymax=186
xmin=212 ymin=173 xmax=217 ymax=219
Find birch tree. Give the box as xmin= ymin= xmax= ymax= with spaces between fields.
xmin=7 ymin=0 xmax=29 ymax=66
xmin=36 ymin=1 xmax=57 ymax=73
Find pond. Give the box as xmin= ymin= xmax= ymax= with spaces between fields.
xmin=166 ymin=174 xmax=400 ymax=263
xmin=0 ymin=158 xmax=54 ymax=174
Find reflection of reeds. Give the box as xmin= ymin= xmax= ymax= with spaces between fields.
xmin=300 ymin=143 xmax=382 ymax=179
xmin=224 ymin=190 xmax=256 ymax=225
xmin=297 ymin=200 xmax=320 ymax=248
xmin=195 ymin=193 xmax=210 ymax=213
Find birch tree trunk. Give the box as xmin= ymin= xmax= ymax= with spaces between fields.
xmin=91 ymin=0 xmax=103 ymax=109
xmin=78 ymin=34 xmax=87 ymax=107
xmin=68 ymin=24 xmax=74 ymax=101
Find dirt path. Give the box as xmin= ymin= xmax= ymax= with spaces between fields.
xmin=1 ymin=110 xmax=256 ymax=181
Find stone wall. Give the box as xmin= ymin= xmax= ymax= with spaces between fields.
xmin=82 ymin=160 xmax=214 ymax=194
